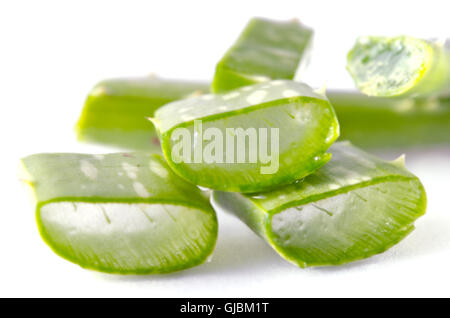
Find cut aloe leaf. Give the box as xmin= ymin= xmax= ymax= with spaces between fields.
xmin=76 ymin=77 xmax=209 ymax=150
xmin=347 ymin=36 xmax=450 ymax=97
xmin=212 ymin=142 xmax=426 ymax=267
xmin=19 ymin=152 xmax=217 ymax=274
xmin=212 ymin=17 xmax=313 ymax=93
xmin=153 ymin=80 xmax=339 ymax=193
xmin=329 ymin=91 xmax=450 ymax=149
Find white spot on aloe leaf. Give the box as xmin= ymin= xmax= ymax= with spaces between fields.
xmin=181 ymin=115 xmax=195 ymax=121
xmin=328 ymin=183 xmax=340 ymax=190
xmin=178 ymin=107 xmax=191 ymax=114
xmin=133 ymin=181 xmax=150 ymax=198
xmin=271 ymin=80 xmax=285 ymax=86
xmin=282 ymin=90 xmax=300 ymax=98
xmin=223 ymin=91 xmax=240 ymax=100
xmin=346 ymin=177 xmax=362 ymax=184
xmin=201 ymin=94 xmax=214 ymax=100
xmin=251 ymin=194 xmax=267 ymax=199
xmin=149 ymin=161 xmax=168 ymax=178
xmin=246 ymin=90 xmax=267 ymax=105
xmin=250 ymin=75 xmax=271 ymax=82
xmin=122 ymin=162 xmax=138 ymax=180
xmin=395 ymin=100 xmax=415 ymax=112
xmin=80 ymin=160 xmax=98 ymax=180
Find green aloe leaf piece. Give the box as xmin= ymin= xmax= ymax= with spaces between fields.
xmin=76 ymin=77 xmax=209 ymax=150
xmin=212 ymin=17 xmax=313 ymax=93
xmin=19 ymin=152 xmax=217 ymax=274
xmin=212 ymin=142 xmax=427 ymax=267
xmin=347 ymin=36 xmax=450 ymax=97
xmin=152 ymin=80 xmax=339 ymax=193
xmin=329 ymin=91 xmax=450 ymax=149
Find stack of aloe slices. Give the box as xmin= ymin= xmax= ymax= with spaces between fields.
xmin=21 ymin=17 xmax=432 ymax=275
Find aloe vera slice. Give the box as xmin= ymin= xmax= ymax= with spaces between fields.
xmin=19 ymin=152 xmax=217 ymax=274
xmin=329 ymin=91 xmax=450 ymax=149
xmin=212 ymin=142 xmax=426 ymax=267
xmin=76 ymin=77 xmax=209 ymax=150
xmin=152 ymin=80 xmax=339 ymax=193
xmin=347 ymin=36 xmax=450 ymax=97
xmin=212 ymin=17 xmax=313 ymax=93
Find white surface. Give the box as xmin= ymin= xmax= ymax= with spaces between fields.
xmin=1 ymin=0 xmax=450 ymax=297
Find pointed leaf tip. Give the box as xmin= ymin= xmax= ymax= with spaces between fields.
xmin=146 ymin=117 xmax=160 ymax=128
xmin=314 ymin=83 xmax=327 ymax=97
xmin=392 ymin=154 xmax=406 ymax=168
xmin=90 ymin=86 xmax=107 ymax=97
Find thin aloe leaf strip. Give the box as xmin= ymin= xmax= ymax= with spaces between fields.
xmin=347 ymin=36 xmax=450 ymax=97
xmin=152 ymin=80 xmax=339 ymax=193
xmin=76 ymin=75 xmax=450 ymax=150
xmin=212 ymin=142 xmax=427 ymax=267
xmin=20 ymin=153 xmax=218 ymax=274
xmin=212 ymin=17 xmax=313 ymax=93
xmin=328 ymin=91 xmax=450 ymax=149
xmin=76 ymin=77 xmax=209 ymax=150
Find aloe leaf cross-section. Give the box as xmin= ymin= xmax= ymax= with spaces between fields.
xmin=212 ymin=17 xmax=313 ymax=93
xmin=212 ymin=142 xmax=427 ymax=267
xmin=76 ymin=77 xmax=209 ymax=150
xmin=347 ymin=36 xmax=450 ymax=97
xmin=152 ymin=80 xmax=339 ymax=193
xmin=19 ymin=152 xmax=218 ymax=274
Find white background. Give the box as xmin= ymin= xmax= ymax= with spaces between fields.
xmin=1 ymin=0 xmax=450 ymax=297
